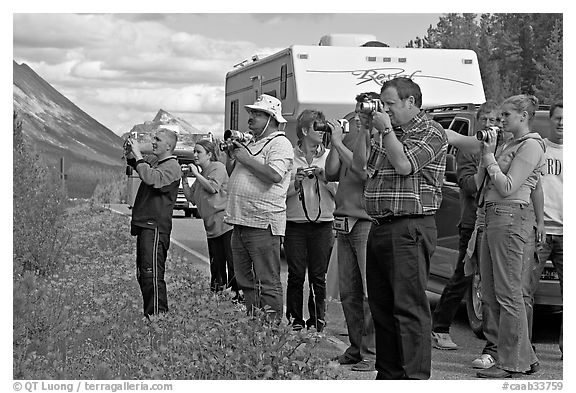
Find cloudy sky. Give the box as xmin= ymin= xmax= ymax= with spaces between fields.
xmin=13 ymin=10 xmax=445 ymax=137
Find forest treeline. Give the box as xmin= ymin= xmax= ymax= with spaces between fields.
xmin=407 ymin=13 xmax=562 ymax=105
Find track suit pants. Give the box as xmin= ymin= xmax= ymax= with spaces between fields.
xmin=136 ymin=227 xmax=170 ymax=317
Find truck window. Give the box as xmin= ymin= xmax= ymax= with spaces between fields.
xmin=449 ymin=119 xmax=470 ymax=136
xmin=431 ymin=115 xmax=455 ymax=129
xmin=448 ymin=118 xmax=471 ymax=156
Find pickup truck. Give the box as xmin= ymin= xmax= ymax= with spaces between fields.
xmin=424 ymin=103 xmax=562 ymax=337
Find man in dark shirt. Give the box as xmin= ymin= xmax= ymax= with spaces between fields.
xmin=352 ymin=77 xmax=447 ymax=379
xmin=126 ymin=128 xmax=182 ymax=317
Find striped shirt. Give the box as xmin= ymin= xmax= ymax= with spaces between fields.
xmin=225 ymin=131 xmax=294 ymax=235
xmin=363 ymin=111 xmax=447 ymax=218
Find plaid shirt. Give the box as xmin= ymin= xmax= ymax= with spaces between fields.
xmin=363 ymin=111 xmax=447 ymax=217
xmin=225 ymin=131 xmax=294 ymax=235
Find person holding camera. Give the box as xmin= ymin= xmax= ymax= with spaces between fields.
xmin=431 ymin=101 xmax=501 ymax=350
xmin=180 ymin=140 xmax=241 ymax=301
xmin=224 ymin=94 xmax=294 ymax=322
xmin=352 ymin=77 xmax=447 ymax=380
xmin=445 ymin=118 xmax=546 ymax=372
xmin=325 ymin=92 xmax=379 ymax=372
xmin=125 ymin=128 xmax=182 ymax=317
xmin=284 ymin=109 xmax=337 ymax=332
xmin=474 ymin=95 xmax=545 ymax=379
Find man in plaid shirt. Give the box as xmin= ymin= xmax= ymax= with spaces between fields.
xmin=352 ymin=77 xmax=447 ymax=379
xmin=225 ymin=94 xmax=294 ymax=322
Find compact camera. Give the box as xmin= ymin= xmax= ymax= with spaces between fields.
xmin=300 ymin=167 xmax=317 ymax=179
xmin=181 ymin=164 xmax=191 ymax=175
xmin=219 ymin=129 xmax=253 ymax=152
xmin=313 ymin=119 xmax=350 ymax=134
xmin=476 ymin=126 xmax=500 ymax=142
xmin=123 ymin=131 xmax=138 ymax=157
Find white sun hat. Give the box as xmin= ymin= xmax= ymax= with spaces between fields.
xmin=244 ymin=94 xmax=287 ymax=123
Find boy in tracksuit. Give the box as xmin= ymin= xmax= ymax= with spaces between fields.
xmin=125 ymin=128 xmax=181 ymax=317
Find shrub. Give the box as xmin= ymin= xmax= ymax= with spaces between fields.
xmin=13 ymin=111 xmax=69 ymax=276
xmin=91 ymin=170 xmax=127 ymax=205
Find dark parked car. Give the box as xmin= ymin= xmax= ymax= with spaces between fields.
xmin=425 ymin=103 xmax=562 ymax=337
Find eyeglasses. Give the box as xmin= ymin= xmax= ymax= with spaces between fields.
xmin=248 ymin=109 xmax=268 ymax=117
xmin=478 ymin=116 xmax=498 ymax=123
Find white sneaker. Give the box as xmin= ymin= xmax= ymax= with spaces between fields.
xmin=431 ymin=332 xmax=458 ymax=350
xmin=472 ymin=354 xmax=496 ymax=369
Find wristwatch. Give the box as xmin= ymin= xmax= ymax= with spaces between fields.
xmin=381 ymin=127 xmax=393 ymax=137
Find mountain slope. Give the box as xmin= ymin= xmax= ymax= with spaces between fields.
xmin=13 ymin=61 xmax=124 ymax=168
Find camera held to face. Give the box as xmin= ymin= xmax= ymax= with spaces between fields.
xmin=356 ymin=93 xmax=383 ymax=114
xmin=476 ymin=126 xmax=500 ymax=142
xmin=123 ymin=131 xmax=138 ymax=159
xmin=312 ymin=119 xmax=350 ymax=134
xmin=219 ymin=129 xmax=253 ymax=152
xmin=123 ymin=138 xmax=132 ymax=155
xmin=299 ymin=167 xmax=317 ymax=179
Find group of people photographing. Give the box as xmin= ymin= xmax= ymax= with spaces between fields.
xmin=124 ymin=75 xmax=562 ymax=380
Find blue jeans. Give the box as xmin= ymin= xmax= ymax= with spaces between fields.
xmin=337 ymin=219 xmax=375 ymax=361
xmin=480 ymin=203 xmax=538 ymax=372
xmin=284 ymin=221 xmax=334 ymax=328
xmin=232 ymin=225 xmax=283 ymax=321
xmin=366 ymin=216 xmax=436 ymax=380
xmin=530 ymin=234 xmax=563 ymax=351
xmin=432 ymin=226 xmax=474 ymax=333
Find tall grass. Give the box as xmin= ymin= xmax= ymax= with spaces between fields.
xmin=13 ymin=203 xmax=342 ymax=379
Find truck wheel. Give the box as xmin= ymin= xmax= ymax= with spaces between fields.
xmin=184 ymin=209 xmax=192 ymax=218
xmin=466 ymin=271 xmax=485 ymax=338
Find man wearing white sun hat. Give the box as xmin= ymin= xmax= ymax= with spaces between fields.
xmin=225 ymin=94 xmax=294 ymax=322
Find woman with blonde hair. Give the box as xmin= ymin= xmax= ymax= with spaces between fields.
xmin=475 ymin=95 xmax=545 ymax=378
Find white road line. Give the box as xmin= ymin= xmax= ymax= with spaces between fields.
xmin=171 ymin=239 xmax=209 ymax=265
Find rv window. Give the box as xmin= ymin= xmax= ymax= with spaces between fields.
xmin=230 ymin=99 xmax=239 ymax=130
xmin=251 ymin=75 xmax=262 ymax=100
xmin=280 ymin=64 xmax=287 ymax=99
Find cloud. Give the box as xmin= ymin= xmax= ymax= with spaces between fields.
xmin=13 ymin=13 xmax=276 ymax=135
xmin=14 ymin=14 xmax=267 ymax=87
xmin=249 ymin=13 xmax=333 ymax=23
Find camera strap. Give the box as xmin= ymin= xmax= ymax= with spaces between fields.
xmin=298 ymin=176 xmax=322 ymax=223
xmin=244 ymin=134 xmax=289 ymax=156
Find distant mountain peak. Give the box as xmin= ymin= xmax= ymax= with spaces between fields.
xmin=128 ymin=109 xmax=203 ymax=137
xmin=152 ymin=109 xmax=176 ymax=122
